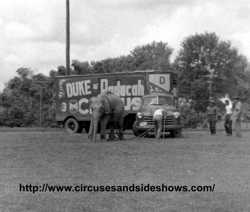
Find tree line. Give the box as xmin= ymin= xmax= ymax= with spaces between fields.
xmin=0 ymin=32 xmax=250 ymax=127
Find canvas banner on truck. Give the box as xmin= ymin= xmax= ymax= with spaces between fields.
xmin=56 ymin=74 xmax=147 ymax=117
xmin=148 ymin=74 xmax=171 ymax=93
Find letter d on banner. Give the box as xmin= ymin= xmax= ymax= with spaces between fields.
xmin=149 ymin=74 xmax=170 ymax=92
xmin=160 ymin=76 xmax=165 ymax=84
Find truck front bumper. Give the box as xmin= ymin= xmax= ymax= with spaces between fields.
xmin=133 ymin=119 xmax=182 ymax=134
xmin=134 ymin=121 xmax=182 ymax=130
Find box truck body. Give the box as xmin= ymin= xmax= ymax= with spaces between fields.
xmin=55 ymin=70 xmax=177 ymax=133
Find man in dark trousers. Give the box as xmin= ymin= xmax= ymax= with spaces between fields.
xmin=232 ymin=96 xmax=243 ymax=137
xmin=220 ymin=94 xmax=233 ymax=135
xmin=206 ymin=99 xmax=218 ymax=135
xmin=224 ymin=99 xmax=233 ymax=135
xmin=153 ymin=108 xmax=164 ymax=139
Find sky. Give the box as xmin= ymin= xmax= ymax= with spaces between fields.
xmin=1 ymin=0 xmax=250 ymax=91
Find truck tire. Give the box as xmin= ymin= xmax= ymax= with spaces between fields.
xmin=133 ymin=128 xmax=141 ymax=136
xmin=65 ymin=118 xmax=81 ymax=134
xmin=132 ymin=122 xmax=146 ymax=137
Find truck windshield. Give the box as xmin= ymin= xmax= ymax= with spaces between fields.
xmin=143 ymin=96 xmax=173 ymax=106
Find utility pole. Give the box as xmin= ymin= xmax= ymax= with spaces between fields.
xmin=205 ymin=65 xmax=217 ymax=99
xmin=66 ymin=0 xmax=70 ymax=75
xmin=39 ymin=87 xmax=42 ymax=127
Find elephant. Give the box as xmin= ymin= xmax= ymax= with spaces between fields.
xmin=88 ymin=92 xmax=125 ymax=142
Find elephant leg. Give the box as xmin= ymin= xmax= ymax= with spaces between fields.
xmin=110 ymin=114 xmax=118 ymax=140
xmin=108 ymin=127 xmax=116 ymax=141
xmin=92 ymin=120 xmax=98 ymax=142
xmin=91 ymin=116 xmax=99 ymax=142
xmin=88 ymin=117 xmax=93 ymax=140
xmin=100 ymin=115 xmax=109 ymax=141
xmin=117 ymin=116 xmax=124 ymax=140
xmin=108 ymin=115 xmax=116 ymax=141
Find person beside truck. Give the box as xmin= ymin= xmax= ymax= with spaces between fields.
xmin=220 ymin=95 xmax=233 ymax=136
xmin=232 ymin=96 xmax=243 ymax=137
xmin=153 ymin=108 xmax=164 ymax=139
xmin=206 ymin=99 xmax=218 ymax=135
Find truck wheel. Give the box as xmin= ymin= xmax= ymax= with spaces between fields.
xmin=132 ymin=122 xmax=146 ymax=137
xmin=133 ymin=129 xmax=141 ymax=136
xmin=65 ymin=118 xmax=80 ymax=134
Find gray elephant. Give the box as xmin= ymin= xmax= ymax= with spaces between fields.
xmin=88 ymin=92 xmax=125 ymax=142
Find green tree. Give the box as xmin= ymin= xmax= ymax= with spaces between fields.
xmin=72 ymin=60 xmax=92 ymax=74
xmin=71 ymin=41 xmax=173 ymax=74
xmin=175 ymin=32 xmax=249 ymax=111
xmin=131 ymin=41 xmax=173 ymax=71
xmin=0 ymin=68 xmax=56 ymax=127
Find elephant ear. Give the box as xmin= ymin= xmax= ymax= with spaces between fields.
xmin=89 ymin=97 xmax=96 ymax=113
xmin=101 ymin=95 xmax=112 ymax=114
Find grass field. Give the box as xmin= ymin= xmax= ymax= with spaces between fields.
xmin=0 ymin=130 xmax=250 ymax=212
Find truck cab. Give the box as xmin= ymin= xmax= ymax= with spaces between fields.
xmin=132 ymin=93 xmax=182 ymax=137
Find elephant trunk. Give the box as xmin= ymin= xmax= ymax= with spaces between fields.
xmin=88 ymin=116 xmax=93 ymax=140
xmin=92 ymin=118 xmax=98 ymax=142
xmin=90 ymin=112 xmax=100 ymax=142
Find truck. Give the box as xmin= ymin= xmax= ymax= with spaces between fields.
xmin=55 ymin=70 xmax=180 ymax=134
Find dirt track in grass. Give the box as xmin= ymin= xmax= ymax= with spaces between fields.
xmin=0 ymin=130 xmax=250 ymax=211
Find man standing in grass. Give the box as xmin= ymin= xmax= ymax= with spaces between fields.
xmin=224 ymin=99 xmax=233 ymax=136
xmin=220 ymin=95 xmax=233 ymax=136
xmin=232 ymin=96 xmax=243 ymax=137
xmin=206 ymin=99 xmax=218 ymax=135
xmin=153 ymin=108 xmax=164 ymax=139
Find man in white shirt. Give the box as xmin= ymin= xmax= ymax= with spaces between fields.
xmin=153 ymin=109 xmax=164 ymax=139
xmin=232 ymin=96 xmax=243 ymax=137
xmin=224 ymin=99 xmax=233 ymax=135
xmin=220 ymin=95 xmax=233 ymax=135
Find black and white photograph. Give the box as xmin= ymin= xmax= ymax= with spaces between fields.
xmin=0 ymin=0 xmax=250 ymax=211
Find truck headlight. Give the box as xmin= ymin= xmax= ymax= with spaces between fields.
xmin=137 ymin=112 xmax=143 ymax=119
xmin=173 ymin=112 xmax=180 ymax=118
